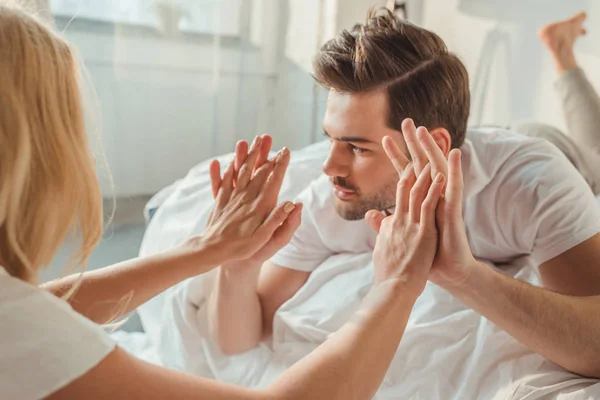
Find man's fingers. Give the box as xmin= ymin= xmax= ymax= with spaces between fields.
xmin=416 ymin=126 xmax=448 ymax=180
xmin=209 ymin=159 xmax=221 ymax=199
xmin=365 ymin=209 xmax=386 ymax=233
xmin=408 ymin=164 xmax=432 ymax=223
xmin=395 ymin=162 xmax=416 ymax=218
xmin=445 ymin=149 xmax=464 ymax=218
xmin=420 ymin=172 xmax=445 ymax=231
xmin=237 ymin=136 xmax=263 ymax=188
xmin=402 ymin=118 xmax=428 ymax=175
xmin=382 ymin=136 xmax=410 ymax=175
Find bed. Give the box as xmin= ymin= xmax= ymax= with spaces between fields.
xmin=127 ymin=141 xmax=600 ymax=399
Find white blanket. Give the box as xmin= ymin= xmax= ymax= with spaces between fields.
xmin=134 ymin=141 xmax=600 ymax=399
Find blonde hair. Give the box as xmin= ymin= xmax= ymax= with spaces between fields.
xmin=0 ymin=4 xmax=103 ymax=285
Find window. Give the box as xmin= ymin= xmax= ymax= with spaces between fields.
xmin=50 ymin=0 xmax=241 ymax=36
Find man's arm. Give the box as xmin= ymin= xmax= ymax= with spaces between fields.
xmin=257 ymin=262 xmax=311 ymax=338
xmin=207 ymin=261 xmax=309 ymax=355
xmin=445 ymin=244 xmax=600 ymax=378
xmin=387 ymin=122 xmax=600 ymax=378
xmin=538 ymin=233 xmax=600 ymax=296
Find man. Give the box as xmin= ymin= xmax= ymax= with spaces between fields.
xmin=207 ymin=9 xmax=600 ymax=378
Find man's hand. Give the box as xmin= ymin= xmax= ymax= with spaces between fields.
xmin=207 ymin=135 xmax=302 ymax=267
xmin=384 ymin=119 xmax=478 ymax=288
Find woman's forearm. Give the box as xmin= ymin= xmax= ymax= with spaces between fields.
xmin=41 ymin=237 xmax=223 ymax=324
xmin=268 ymin=279 xmax=418 ymax=400
xmin=48 ymin=280 xmax=421 ymax=400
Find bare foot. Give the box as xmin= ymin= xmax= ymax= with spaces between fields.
xmin=538 ymin=11 xmax=587 ymax=73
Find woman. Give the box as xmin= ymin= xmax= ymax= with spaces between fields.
xmin=512 ymin=11 xmax=600 ymax=196
xmin=0 ymin=4 xmax=464 ymax=399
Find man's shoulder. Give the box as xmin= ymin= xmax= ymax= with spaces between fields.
xmin=463 ymin=126 xmax=575 ymax=192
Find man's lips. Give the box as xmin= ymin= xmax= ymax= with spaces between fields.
xmin=333 ymin=185 xmax=356 ymax=200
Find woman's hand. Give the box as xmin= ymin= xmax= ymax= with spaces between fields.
xmin=385 ymin=119 xmax=478 ymax=289
xmin=366 ymin=136 xmax=446 ymax=297
xmin=201 ymin=136 xmax=302 ymax=264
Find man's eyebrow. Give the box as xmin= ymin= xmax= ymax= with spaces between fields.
xmin=323 ymin=129 xmax=377 ymax=144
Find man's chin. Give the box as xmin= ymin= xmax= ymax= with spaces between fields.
xmin=333 ymin=198 xmax=367 ymax=221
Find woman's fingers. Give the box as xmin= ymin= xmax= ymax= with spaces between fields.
xmin=402 ymin=118 xmax=428 ymax=175
xmin=209 ymin=159 xmax=221 ymax=199
xmin=262 ymin=147 xmax=291 ymax=201
xmin=246 ymin=160 xmax=276 ymax=196
xmin=395 ymin=163 xmax=416 ymax=218
xmin=234 ymin=140 xmax=249 ymax=177
xmin=255 ymin=134 xmax=273 ymax=172
xmin=237 ymin=136 xmax=263 ymax=189
xmin=254 ymin=201 xmax=299 ymax=242
xmin=215 ymin=159 xmax=235 ymax=209
xmin=268 ymin=202 xmax=303 ymax=244
xmin=382 ymin=136 xmax=410 ymax=175
xmin=408 ymin=164 xmax=432 ymax=223
xmin=420 ymin=172 xmax=445 ymax=231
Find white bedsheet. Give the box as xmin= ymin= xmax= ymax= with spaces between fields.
xmin=133 ymin=141 xmax=600 ymax=399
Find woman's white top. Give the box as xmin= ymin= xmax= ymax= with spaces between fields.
xmin=0 ymin=267 xmax=115 ymax=400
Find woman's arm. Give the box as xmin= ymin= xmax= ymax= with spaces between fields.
xmin=48 ymin=280 xmax=417 ymax=400
xmin=43 ymin=136 xmax=294 ymax=324
xmin=48 ymin=146 xmax=447 ymax=400
xmin=41 ymin=241 xmax=222 ymax=324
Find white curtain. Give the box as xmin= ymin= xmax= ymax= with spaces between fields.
xmin=46 ymin=0 xmax=328 ymax=196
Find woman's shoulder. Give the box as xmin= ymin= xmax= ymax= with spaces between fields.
xmin=0 ymin=267 xmax=115 ymax=399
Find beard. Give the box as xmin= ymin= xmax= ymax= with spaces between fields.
xmin=332 ymin=176 xmax=397 ymax=221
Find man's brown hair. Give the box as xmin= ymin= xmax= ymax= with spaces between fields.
xmin=313 ymin=8 xmax=470 ymax=148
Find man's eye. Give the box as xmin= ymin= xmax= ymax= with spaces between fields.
xmin=350 ymin=144 xmax=367 ymax=154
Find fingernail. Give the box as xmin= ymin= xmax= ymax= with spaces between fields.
xmin=282 ymin=147 xmax=289 ymax=156
xmin=435 ymin=172 xmax=444 ymax=183
xmin=284 ymin=202 xmax=295 ymax=213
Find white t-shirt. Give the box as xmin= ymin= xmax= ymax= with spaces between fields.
xmin=271 ymin=127 xmax=600 ymax=271
xmin=0 ymin=267 xmax=115 ymax=400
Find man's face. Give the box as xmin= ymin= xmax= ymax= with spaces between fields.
xmin=322 ymin=90 xmax=409 ymax=220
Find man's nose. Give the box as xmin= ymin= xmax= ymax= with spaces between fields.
xmin=322 ymin=142 xmax=351 ymax=177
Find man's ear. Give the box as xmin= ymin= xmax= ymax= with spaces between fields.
xmin=429 ymin=128 xmax=451 ymax=157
